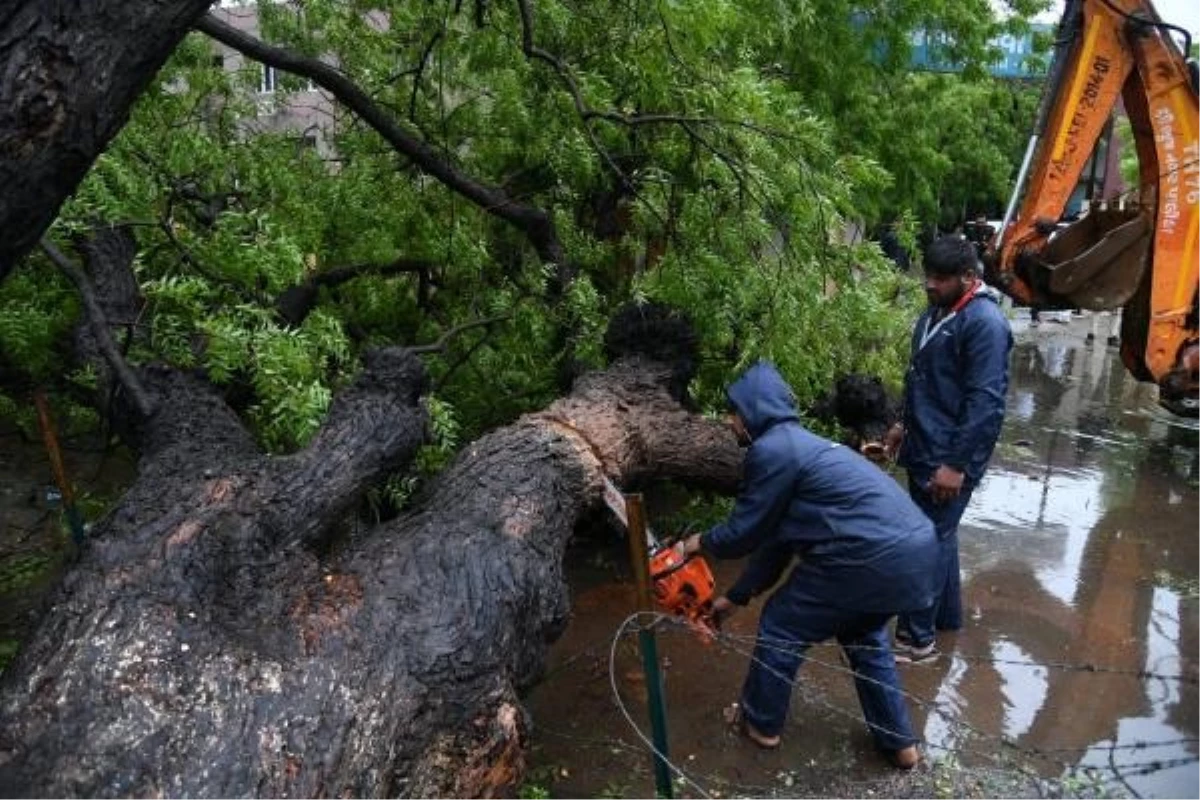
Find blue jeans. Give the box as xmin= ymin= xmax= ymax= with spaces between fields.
xmin=739 ymin=575 xmax=917 ymax=751
xmin=897 ymin=477 xmax=973 ymax=647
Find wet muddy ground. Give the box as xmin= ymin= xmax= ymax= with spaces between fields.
xmin=524 ymin=312 xmax=1199 ymax=799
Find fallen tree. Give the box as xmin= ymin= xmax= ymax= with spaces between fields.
xmin=0 ymin=265 xmax=742 ymax=796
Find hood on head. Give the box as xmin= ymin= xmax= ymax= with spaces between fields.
xmin=726 ymin=361 xmax=800 ymax=438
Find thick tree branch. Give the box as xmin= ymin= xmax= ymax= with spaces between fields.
xmin=40 ymin=239 xmax=158 ymax=420
xmin=0 ymin=0 xmax=217 ymax=280
xmin=0 ymin=304 xmax=742 ymax=798
xmin=195 ymin=13 xmax=566 ymax=269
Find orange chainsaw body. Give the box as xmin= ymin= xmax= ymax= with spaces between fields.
xmin=649 ymin=546 xmax=716 ymax=639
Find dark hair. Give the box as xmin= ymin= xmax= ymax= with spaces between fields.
xmin=808 ymin=373 xmax=898 ymax=447
xmin=923 ymin=235 xmax=978 ymax=276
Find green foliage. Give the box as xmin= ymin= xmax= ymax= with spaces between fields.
xmin=406 ymin=395 xmax=462 ymax=485
xmin=601 ymin=779 xmax=632 ymax=798
xmin=368 ymin=394 xmax=462 ymax=514
xmin=0 ymin=263 xmax=79 ymax=381
xmin=1114 ymin=115 xmax=1139 ymax=189
xmin=14 ymin=0 xmax=1046 ymax=471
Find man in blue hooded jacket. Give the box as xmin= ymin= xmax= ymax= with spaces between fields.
xmin=885 ymin=235 xmax=1012 ymax=663
xmin=677 ymin=361 xmax=937 ymax=769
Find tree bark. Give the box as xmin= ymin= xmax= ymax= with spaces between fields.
xmin=0 ymin=0 xmax=215 ymax=279
xmin=0 ymin=307 xmax=741 ymax=797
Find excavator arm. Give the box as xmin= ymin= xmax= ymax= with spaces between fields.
xmin=985 ymin=0 xmax=1198 ymax=415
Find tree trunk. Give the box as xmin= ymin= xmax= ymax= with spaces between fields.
xmin=0 ymin=305 xmax=741 ymax=797
xmin=0 ymin=0 xmax=214 ymax=279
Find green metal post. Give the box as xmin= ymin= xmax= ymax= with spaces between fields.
xmin=624 ymin=493 xmax=673 ymax=798
xmin=33 ymin=390 xmax=86 ymax=546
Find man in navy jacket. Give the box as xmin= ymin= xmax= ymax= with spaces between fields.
xmin=885 ymin=235 xmax=1012 ymax=663
xmin=678 ymin=362 xmax=937 ymax=769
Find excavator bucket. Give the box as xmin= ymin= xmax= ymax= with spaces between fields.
xmin=1039 ymin=208 xmax=1151 ymax=310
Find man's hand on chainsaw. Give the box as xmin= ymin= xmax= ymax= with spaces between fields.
xmin=710 ymin=595 xmax=738 ymax=630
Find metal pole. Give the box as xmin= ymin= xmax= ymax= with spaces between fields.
xmin=33 ymin=390 xmax=86 ymax=545
xmin=623 ymin=493 xmax=673 ymax=798
xmin=996 ymin=134 xmax=1039 ymax=251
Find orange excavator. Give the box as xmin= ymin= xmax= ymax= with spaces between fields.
xmin=984 ymin=0 xmax=1199 ymax=415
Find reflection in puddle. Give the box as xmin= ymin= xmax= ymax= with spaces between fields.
xmin=992 ymin=639 xmax=1048 ymax=741
xmin=950 ymin=320 xmax=1198 ymax=797
xmin=1077 ymin=588 xmax=1194 ymax=798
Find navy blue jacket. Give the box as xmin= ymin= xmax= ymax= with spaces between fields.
xmin=700 ymin=362 xmax=937 ymax=614
xmin=898 ymin=284 xmax=1012 ymax=489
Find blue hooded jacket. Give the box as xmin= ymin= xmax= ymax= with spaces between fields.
xmin=898 ymin=284 xmax=1012 ymax=489
xmin=700 ymin=362 xmax=937 ymax=614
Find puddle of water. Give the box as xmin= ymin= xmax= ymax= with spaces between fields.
xmin=526 ymin=316 xmax=1198 ymax=798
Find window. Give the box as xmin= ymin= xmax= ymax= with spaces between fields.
xmin=259 ymin=64 xmax=276 ymax=93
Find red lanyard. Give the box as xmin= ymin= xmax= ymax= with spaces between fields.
xmin=948 ymin=279 xmax=982 ymax=315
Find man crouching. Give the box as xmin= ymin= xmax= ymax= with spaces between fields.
xmin=677 ymin=361 xmax=936 ymax=769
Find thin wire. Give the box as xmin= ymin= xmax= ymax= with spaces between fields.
xmin=608 ymin=611 xmax=1197 ymax=796
xmin=714 ymin=627 xmax=1198 ymax=685
xmin=609 ymin=614 xmax=1045 ymax=797
xmin=615 ymin=613 xmax=978 ymax=792
xmin=1095 ymin=0 xmax=1192 ymax=55
xmin=608 ymin=611 xmax=712 ymax=798
xmin=713 ymin=624 xmax=1200 ymax=763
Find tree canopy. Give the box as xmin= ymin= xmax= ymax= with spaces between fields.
xmin=1 ymin=0 xmax=1049 ymax=468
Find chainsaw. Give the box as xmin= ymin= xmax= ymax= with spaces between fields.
xmin=648 ymin=537 xmax=716 ymax=639
xmin=602 ymin=477 xmax=716 ymax=639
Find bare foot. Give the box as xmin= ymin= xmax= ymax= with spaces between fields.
xmin=888 ymin=745 xmax=920 ymax=770
xmin=724 ymin=703 xmax=780 ymax=749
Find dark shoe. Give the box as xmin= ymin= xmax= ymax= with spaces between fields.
xmin=894 ymin=641 xmax=939 ymax=664
xmin=887 ymin=745 xmax=920 ymax=770
xmin=1107 ymin=335 xmax=1120 ymax=347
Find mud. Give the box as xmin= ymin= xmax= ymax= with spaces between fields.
xmin=524 ymin=312 xmax=1198 ymax=799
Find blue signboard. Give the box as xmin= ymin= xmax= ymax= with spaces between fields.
xmin=909 ymin=24 xmax=1053 ymax=78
